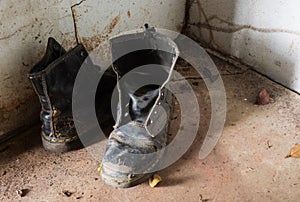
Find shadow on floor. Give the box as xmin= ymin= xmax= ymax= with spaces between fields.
xmin=158 ymin=56 xmax=288 ymax=186
xmin=0 ymin=125 xmax=42 ymax=165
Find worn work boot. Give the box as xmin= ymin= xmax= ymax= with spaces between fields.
xmin=99 ymin=27 xmax=179 ymax=187
xmin=28 ymin=38 xmax=116 ymax=153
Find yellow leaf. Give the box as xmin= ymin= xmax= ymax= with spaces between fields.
xmin=149 ymin=174 xmax=162 ymax=188
xmin=289 ymin=144 xmax=300 ymax=158
xmin=97 ymin=163 xmax=102 ymax=172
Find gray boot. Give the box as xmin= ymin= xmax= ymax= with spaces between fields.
xmin=99 ymin=27 xmax=179 ymax=187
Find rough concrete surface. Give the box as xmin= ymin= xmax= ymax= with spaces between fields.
xmin=0 ymin=56 xmax=299 ymax=201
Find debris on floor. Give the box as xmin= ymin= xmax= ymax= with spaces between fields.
xmin=149 ymin=174 xmax=162 ymax=188
xmin=256 ymin=88 xmax=270 ymax=105
xmin=199 ymin=194 xmax=211 ymax=202
xmin=16 ymin=189 xmax=29 ymax=197
xmin=286 ymin=144 xmax=300 ymax=158
xmin=1 ymin=170 xmax=7 ymax=176
xmin=62 ymin=190 xmax=74 ymax=197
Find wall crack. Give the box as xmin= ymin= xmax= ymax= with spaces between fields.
xmin=173 ymin=68 xmax=251 ymax=82
xmin=0 ymin=14 xmax=75 ymax=41
xmin=190 ymin=15 xmax=300 ymax=36
xmin=0 ymin=23 xmax=38 ymax=41
xmin=193 ymin=0 xmax=220 ymax=50
xmin=182 ymin=0 xmax=193 ymax=34
xmin=71 ymin=0 xmax=87 ymax=44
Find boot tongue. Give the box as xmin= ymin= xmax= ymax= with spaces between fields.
xmin=110 ymin=28 xmax=178 ymax=130
xmin=129 ymin=86 xmax=159 ymax=124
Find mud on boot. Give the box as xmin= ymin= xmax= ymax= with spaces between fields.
xmin=100 ymin=27 xmax=179 ymax=187
xmin=28 ymin=38 xmax=116 ymax=153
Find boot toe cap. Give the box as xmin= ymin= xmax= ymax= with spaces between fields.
xmin=100 ymin=122 xmax=165 ymax=187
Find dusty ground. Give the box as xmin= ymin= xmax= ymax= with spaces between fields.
xmin=1 ymin=56 xmax=299 ymax=201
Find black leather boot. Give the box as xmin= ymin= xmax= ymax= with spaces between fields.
xmin=100 ymin=27 xmax=179 ymax=187
xmin=28 ymin=38 xmax=116 ymax=153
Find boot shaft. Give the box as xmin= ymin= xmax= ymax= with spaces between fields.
xmin=28 ymin=37 xmax=66 ymax=110
xmin=28 ymin=38 xmax=89 ymax=141
xmin=100 ymin=28 xmax=179 ymax=187
xmin=110 ymin=28 xmax=178 ymax=129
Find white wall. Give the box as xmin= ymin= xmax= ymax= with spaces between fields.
xmin=0 ymin=0 xmax=186 ymax=139
xmin=187 ymin=0 xmax=300 ymax=93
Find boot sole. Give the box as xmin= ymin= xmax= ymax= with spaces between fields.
xmin=42 ymin=137 xmax=83 ymax=153
xmin=101 ymin=172 xmax=153 ymax=188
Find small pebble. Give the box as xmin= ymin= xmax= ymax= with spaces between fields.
xmin=2 ymin=170 xmax=7 ymax=176
xmin=256 ymin=88 xmax=270 ymax=105
xmin=62 ymin=190 xmax=73 ymax=197
xmin=16 ymin=189 xmax=29 ymax=197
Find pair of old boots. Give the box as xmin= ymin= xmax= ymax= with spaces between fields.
xmin=28 ymin=27 xmax=178 ymax=188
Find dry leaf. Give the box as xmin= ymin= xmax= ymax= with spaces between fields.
xmin=97 ymin=163 xmax=102 ymax=172
xmin=286 ymin=144 xmax=300 ymax=158
xmin=149 ymin=174 xmax=162 ymax=188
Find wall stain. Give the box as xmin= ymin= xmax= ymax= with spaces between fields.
xmin=0 ymin=24 xmax=32 ymax=40
xmin=106 ymin=15 xmax=120 ymax=34
xmin=288 ymin=40 xmax=295 ymax=54
xmin=71 ymin=0 xmax=120 ymax=49
xmin=80 ymin=15 xmax=120 ymax=51
xmin=176 ymin=24 xmax=183 ymax=32
xmin=0 ymin=14 xmax=71 ymax=41
xmin=81 ymin=35 xmax=106 ymax=51
xmin=275 ymin=60 xmax=281 ymax=67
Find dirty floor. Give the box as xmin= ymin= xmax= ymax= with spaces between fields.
xmin=1 ymin=56 xmax=300 ymax=201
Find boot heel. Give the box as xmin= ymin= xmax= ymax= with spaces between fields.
xmin=41 ymin=136 xmax=83 ymax=153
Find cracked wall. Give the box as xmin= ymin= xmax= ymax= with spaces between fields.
xmin=186 ymin=0 xmax=300 ymax=93
xmin=0 ymin=0 xmax=185 ymax=139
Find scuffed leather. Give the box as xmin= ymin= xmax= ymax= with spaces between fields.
xmin=100 ymin=28 xmax=179 ymax=187
xmin=28 ymin=38 xmax=116 ymax=145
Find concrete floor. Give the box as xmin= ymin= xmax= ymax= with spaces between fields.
xmin=0 ymin=56 xmax=299 ymax=201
